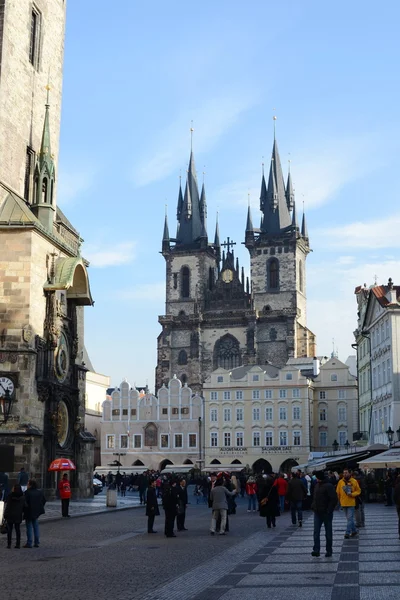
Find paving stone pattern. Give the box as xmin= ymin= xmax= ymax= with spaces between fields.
xmin=182 ymin=504 xmax=399 ymax=600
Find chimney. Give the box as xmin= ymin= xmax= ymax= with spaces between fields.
xmin=387 ymin=278 xmax=398 ymax=304
xmin=313 ymin=357 xmax=320 ymax=377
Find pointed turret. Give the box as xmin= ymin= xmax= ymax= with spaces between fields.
xmin=291 ymin=201 xmax=299 ymax=231
xmin=176 ymin=180 xmax=183 ymax=220
xmin=199 ymin=183 xmax=208 ymax=248
xmin=261 ymin=139 xmax=291 ymax=234
xmin=214 ymin=216 xmax=221 ymax=261
xmin=175 ymin=150 xmax=203 ymax=246
xmin=31 ymin=92 xmax=56 ymax=231
xmin=286 ymin=170 xmax=294 ymax=211
xmin=162 ymin=213 xmax=170 ymax=255
xmin=245 ymin=205 xmax=255 ymax=249
xmin=301 ymin=211 xmax=309 ymax=239
xmin=260 ymin=172 xmax=267 ymax=211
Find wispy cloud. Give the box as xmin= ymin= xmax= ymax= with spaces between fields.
xmin=132 ymin=91 xmax=258 ymax=187
xmin=315 ymin=212 xmax=400 ymax=249
xmin=213 ymin=133 xmax=380 ymax=212
xmin=58 ymin=166 xmax=96 ymax=205
xmin=114 ymin=282 xmax=165 ymax=301
xmin=85 ymin=242 xmax=136 ymax=268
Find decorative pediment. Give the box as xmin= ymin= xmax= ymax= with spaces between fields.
xmin=44 ymin=256 xmax=93 ymax=306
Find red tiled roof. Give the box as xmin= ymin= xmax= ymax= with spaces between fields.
xmin=372 ymin=285 xmax=400 ymax=307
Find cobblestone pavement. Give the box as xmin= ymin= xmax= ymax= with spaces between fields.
xmin=1 ymin=498 xmax=398 ymax=600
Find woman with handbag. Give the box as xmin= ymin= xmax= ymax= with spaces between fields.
xmin=3 ymin=484 xmax=24 ymax=549
xmin=258 ymin=474 xmax=279 ymax=528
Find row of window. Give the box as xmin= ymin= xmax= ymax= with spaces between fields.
xmin=110 ymin=407 xmax=190 ymax=417
xmin=210 ymin=430 xmax=302 ymax=448
xmin=318 ymin=406 xmax=347 ymax=422
xmin=211 ymin=406 xmax=302 ymax=423
xmin=371 ymin=319 xmax=390 ymax=349
xmin=372 ymin=359 xmax=391 ymax=390
xmin=319 ymin=390 xmax=346 ymax=399
xmin=359 ymin=367 xmax=371 ymax=395
xmin=106 ymin=433 xmax=198 ymax=450
xmin=373 ymin=405 xmax=392 ymax=435
xmin=318 ymin=431 xmax=348 ymax=447
xmin=210 ymin=389 xmax=302 ymax=400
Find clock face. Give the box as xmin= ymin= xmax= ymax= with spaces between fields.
xmin=55 ymin=333 xmax=70 ymax=382
xmin=222 ymin=269 xmax=234 ymax=284
xmin=0 ymin=376 xmax=14 ymax=396
xmin=57 ymin=400 xmax=69 ymax=448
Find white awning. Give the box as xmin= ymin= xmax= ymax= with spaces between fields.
xmin=161 ymin=465 xmax=196 ymax=474
xmin=358 ymin=448 xmax=400 ymax=469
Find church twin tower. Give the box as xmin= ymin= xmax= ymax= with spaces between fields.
xmin=156 ymin=136 xmax=316 ymax=392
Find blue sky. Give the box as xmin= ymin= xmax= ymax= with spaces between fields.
xmin=58 ymin=1 xmax=400 ymax=389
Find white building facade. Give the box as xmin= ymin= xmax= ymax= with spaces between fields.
xmin=101 ymin=377 xmax=203 ymax=471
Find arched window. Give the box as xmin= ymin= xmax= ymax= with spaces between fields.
xmin=144 ymin=422 xmax=157 ymax=446
xmin=214 ymin=334 xmax=241 ymax=370
xmin=208 ymin=266 xmax=214 ymax=291
xmin=181 ymin=266 xmax=190 ymax=298
xmin=42 ymin=178 xmax=48 ymax=204
xmin=50 ymin=180 xmax=54 ymax=205
xmin=299 ymin=260 xmax=303 ymax=292
xmin=180 ymin=373 xmax=187 ymax=385
xmin=178 ymin=350 xmax=188 ymax=365
xmin=267 ymin=258 xmax=279 ymax=290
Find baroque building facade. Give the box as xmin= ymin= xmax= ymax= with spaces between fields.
xmin=0 ymin=1 xmax=95 ymax=496
xmin=101 ymin=377 xmax=203 ymax=471
xmin=156 ymin=138 xmax=316 ymax=393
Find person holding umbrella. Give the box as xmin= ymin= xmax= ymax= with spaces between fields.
xmin=58 ymin=473 xmax=72 ymax=517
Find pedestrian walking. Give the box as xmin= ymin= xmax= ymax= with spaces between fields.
xmin=0 ymin=470 xmax=9 ymax=501
xmin=209 ymin=478 xmax=237 ymax=535
xmin=162 ymin=479 xmax=179 ymax=538
xmin=17 ymin=468 xmax=29 ymax=493
xmin=177 ymin=478 xmax=188 ymax=531
xmin=58 ymin=473 xmax=71 ymax=517
xmin=393 ymin=475 xmax=400 ymax=539
xmin=146 ymin=478 xmax=160 ymax=533
xmin=287 ymin=471 xmax=307 ymax=526
xmin=384 ymin=471 xmax=395 ymax=506
xmin=258 ymin=474 xmax=279 ymax=528
xmin=353 ymin=470 xmax=366 ymax=528
xmin=336 ymin=468 xmax=360 ymax=538
xmin=3 ymin=484 xmax=24 ymax=549
xmin=246 ymin=476 xmax=258 ymax=513
xmin=23 ymin=479 xmax=46 ymax=548
xmin=311 ymin=470 xmax=338 ymax=557
xmin=275 ymin=473 xmax=288 ymax=513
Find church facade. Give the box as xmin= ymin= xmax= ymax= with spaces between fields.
xmin=156 ymin=139 xmax=316 ymax=392
xmin=0 ymin=1 xmax=94 ymax=496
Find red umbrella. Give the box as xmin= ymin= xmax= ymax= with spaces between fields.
xmin=48 ymin=458 xmax=76 ymax=471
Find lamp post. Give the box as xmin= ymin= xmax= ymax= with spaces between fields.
xmin=332 ymin=439 xmax=339 ymax=452
xmin=396 ymin=427 xmax=400 ymax=443
xmin=344 ymin=440 xmax=350 ymax=452
xmin=0 ymin=389 xmax=13 ymax=424
xmin=198 ymin=416 xmax=202 ymax=465
xmin=386 ymin=427 xmax=394 ymax=448
xmin=113 ymin=452 xmax=126 ymax=472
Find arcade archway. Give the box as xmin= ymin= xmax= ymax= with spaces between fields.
xmin=159 ymin=458 xmax=173 ymax=470
xmin=252 ymin=458 xmax=272 ymax=474
xmin=280 ymin=458 xmax=299 ymax=473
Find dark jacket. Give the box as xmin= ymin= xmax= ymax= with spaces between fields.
xmin=146 ymin=487 xmax=160 ymax=517
xmin=258 ymin=479 xmax=279 ymax=518
xmin=24 ymin=487 xmax=46 ymax=520
xmin=162 ymin=484 xmax=179 ymax=513
xmin=4 ymin=491 xmax=25 ymax=524
xmin=393 ymin=477 xmax=400 ymax=506
xmin=177 ymin=485 xmax=188 ymax=513
xmin=311 ymin=479 xmax=337 ymax=514
xmin=286 ymin=477 xmax=307 ymax=502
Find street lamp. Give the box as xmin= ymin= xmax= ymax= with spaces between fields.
xmin=396 ymin=426 xmax=400 ymax=443
xmin=332 ymin=440 xmax=339 ymax=452
xmin=0 ymin=389 xmax=13 ymax=424
xmin=386 ymin=427 xmax=394 ymax=447
xmin=112 ymin=452 xmax=126 ymax=472
xmin=344 ymin=440 xmax=350 ymax=451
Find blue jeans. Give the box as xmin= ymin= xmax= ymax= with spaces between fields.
xmin=343 ymin=506 xmax=357 ymax=534
xmin=26 ymin=519 xmax=40 ymax=547
xmin=290 ymin=500 xmax=303 ymax=524
xmin=313 ymin=512 xmax=333 ymax=554
xmin=279 ymin=495 xmax=285 ymax=513
xmin=248 ymin=495 xmax=256 ymax=510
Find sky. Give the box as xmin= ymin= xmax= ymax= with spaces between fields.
xmin=57 ymin=0 xmax=400 ymax=390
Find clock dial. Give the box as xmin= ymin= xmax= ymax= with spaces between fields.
xmin=222 ymin=269 xmax=234 ymax=284
xmin=57 ymin=400 xmax=69 ymax=447
xmin=0 ymin=376 xmax=14 ymax=396
xmin=55 ymin=333 xmax=70 ymax=382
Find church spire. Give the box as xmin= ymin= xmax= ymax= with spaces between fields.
xmin=286 ymin=169 xmax=294 ymax=211
xmin=245 ymin=200 xmax=255 ymax=249
xmin=31 ymin=87 xmax=56 ymax=231
xmin=162 ymin=210 xmax=170 ymax=255
xmin=214 ymin=214 xmax=221 ymax=261
xmin=199 ymin=182 xmax=208 ymax=238
xmin=176 ymin=177 xmax=183 ymax=220
xmin=301 ymin=210 xmax=309 ymax=239
xmin=175 ymin=147 xmax=203 ymax=246
xmin=291 ymin=200 xmax=298 ymax=230
xmin=261 ymin=138 xmax=291 ymax=234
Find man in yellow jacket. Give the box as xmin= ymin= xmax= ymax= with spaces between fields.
xmin=336 ymin=469 xmax=361 ymax=538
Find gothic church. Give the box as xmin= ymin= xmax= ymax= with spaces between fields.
xmin=156 ymin=137 xmax=316 ymax=392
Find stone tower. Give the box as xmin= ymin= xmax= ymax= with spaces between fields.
xmin=245 ymin=135 xmax=316 ymax=366
xmin=0 ymin=1 xmax=95 ymax=497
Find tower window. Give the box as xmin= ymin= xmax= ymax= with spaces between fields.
xmin=181 ymin=266 xmax=190 ymax=298
xmin=178 ymin=350 xmax=188 ymax=365
xmin=29 ymin=7 xmax=41 ymax=69
xmin=208 ymin=266 xmax=214 ymax=291
xmin=299 ymin=260 xmax=303 ymax=292
xmin=42 ymin=178 xmax=48 ymax=204
xmin=24 ymin=147 xmax=35 ymax=203
xmin=267 ymin=258 xmax=279 ymax=291
xmin=173 ymin=273 xmax=178 ymax=289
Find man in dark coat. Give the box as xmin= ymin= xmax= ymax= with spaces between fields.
xmin=146 ymin=478 xmax=160 ymax=533
xmin=4 ymin=484 xmax=24 ymax=548
xmin=258 ymin=475 xmax=279 ymax=528
xmin=287 ymin=472 xmax=307 ymax=527
xmin=23 ymin=479 xmax=46 ymax=548
xmin=162 ymin=479 xmax=179 ymax=538
xmin=176 ymin=478 xmax=188 ymax=531
xmin=311 ymin=470 xmax=338 ymax=558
